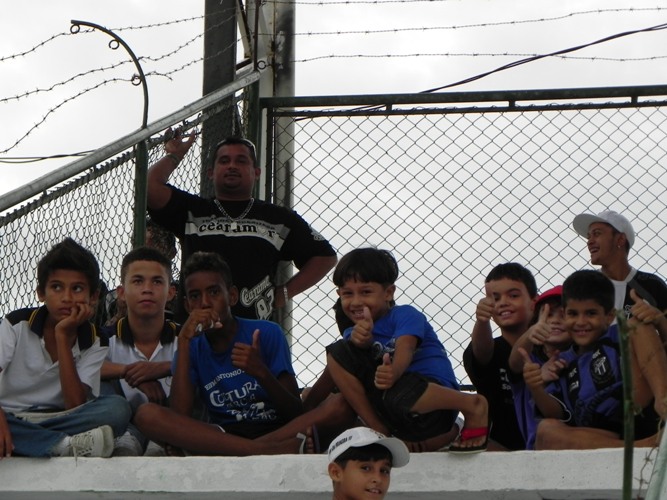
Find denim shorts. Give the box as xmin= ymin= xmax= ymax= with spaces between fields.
xmin=327 ymin=339 xmax=456 ymax=441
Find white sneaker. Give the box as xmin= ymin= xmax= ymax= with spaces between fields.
xmin=143 ymin=440 xmax=166 ymax=457
xmin=66 ymin=426 xmax=115 ymax=458
xmin=113 ymin=431 xmax=144 ymax=456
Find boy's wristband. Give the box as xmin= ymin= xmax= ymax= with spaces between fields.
xmin=282 ymin=284 xmax=289 ymax=305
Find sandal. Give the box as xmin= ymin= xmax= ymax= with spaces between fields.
xmin=296 ymin=426 xmax=321 ymax=454
xmin=448 ymin=426 xmax=489 ymax=454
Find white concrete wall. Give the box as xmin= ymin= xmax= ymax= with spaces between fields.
xmin=0 ymin=448 xmax=664 ymax=499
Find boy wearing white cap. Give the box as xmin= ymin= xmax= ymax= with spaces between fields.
xmin=572 ymin=210 xmax=667 ymax=346
xmin=328 ymin=426 xmax=409 ymax=500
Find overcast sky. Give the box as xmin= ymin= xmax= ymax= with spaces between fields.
xmin=1 ymin=0 xmax=666 ymax=198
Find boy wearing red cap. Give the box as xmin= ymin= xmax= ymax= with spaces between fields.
xmin=508 ymin=285 xmax=571 ymax=449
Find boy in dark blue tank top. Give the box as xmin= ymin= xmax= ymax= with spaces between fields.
xmin=534 ymin=270 xmax=667 ymax=450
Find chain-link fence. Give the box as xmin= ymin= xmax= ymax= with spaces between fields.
xmin=0 ymin=87 xmax=251 ymax=328
xmin=2 ymin=85 xmax=667 ymax=389
xmin=263 ymin=87 xmax=667 ymax=387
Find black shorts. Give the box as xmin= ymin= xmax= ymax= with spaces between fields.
xmin=327 ymin=339 xmax=457 ymax=441
xmin=577 ymin=399 xmax=660 ymax=440
xmin=634 ymin=401 xmax=662 ymax=440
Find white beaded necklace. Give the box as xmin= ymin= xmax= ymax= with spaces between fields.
xmin=214 ymin=198 xmax=255 ymax=221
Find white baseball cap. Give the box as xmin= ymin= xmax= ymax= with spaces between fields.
xmin=327 ymin=427 xmax=410 ymax=467
xmin=572 ymin=210 xmax=635 ymax=249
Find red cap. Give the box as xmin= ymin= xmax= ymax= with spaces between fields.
xmin=535 ymin=285 xmax=562 ymax=309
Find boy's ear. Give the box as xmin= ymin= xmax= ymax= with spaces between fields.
xmin=384 ymin=284 xmax=396 ymax=302
xmin=228 ymin=285 xmax=239 ymax=306
xmin=207 ymin=167 xmax=213 ymax=180
xmin=606 ymin=307 xmax=617 ymax=325
xmin=328 ymin=462 xmax=343 ymax=482
xmin=615 ymin=231 xmax=627 ymax=248
xmin=167 ymin=284 xmax=176 ymax=302
xmin=36 ymin=287 xmax=45 ymax=303
xmin=117 ymin=285 xmax=125 ymax=302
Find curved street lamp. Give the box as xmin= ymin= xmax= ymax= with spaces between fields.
xmin=71 ymin=19 xmax=149 ymax=247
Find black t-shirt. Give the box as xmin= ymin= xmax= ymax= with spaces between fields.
xmin=622 ymin=270 xmax=667 ymax=318
xmin=149 ymin=186 xmax=336 ymax=320
xmin=463 ymin=336 xmax=525 ymax=450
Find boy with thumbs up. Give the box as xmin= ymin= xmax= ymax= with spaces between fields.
xmin=134 ymin=252 xmax=304 ymax=454
xmin=326 ymin=248 xmax=488 ymax=454
xmin=534 ymin=270 xmax=667 ymax=450
xmin=507 ymin=285 xmax=570 ymax=449
xmin=463 ymin=262 xmax=538 ymax=450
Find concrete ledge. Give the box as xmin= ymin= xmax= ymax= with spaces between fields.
xmin=0 ymin=448 xmax=663 ymax=499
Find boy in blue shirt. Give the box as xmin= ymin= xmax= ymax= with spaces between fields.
xmin=134 ymin=252 xmax=305 ymax=454
xmin=0 ymin=238 xmax=130 ymax=458
xmin=535 ymin=270 xmax=667 ymax=449
xmin=326 ymin=248 xmax=488 ymax=453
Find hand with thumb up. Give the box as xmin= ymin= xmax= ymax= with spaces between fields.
xmin=374 ymin=353 xmax=397 ymax=390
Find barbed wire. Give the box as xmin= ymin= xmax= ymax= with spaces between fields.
xmin=0 ymin=77 xmax=135 ymax=155
xmin=289 ymin=7 xmax=666 ymax=35
xmin=0 ymin=151 xmax=93 ymax=164
xmin=110 ymin=15 xmax=203 ymax=32
xmin=421 ymin=21 xmax=667 ymax=93
xmin=1 ymin=6 xmax=665 ymax=161
xmin=3 ymin=7 xmax=663 ymax=63
xmin=0 ymin=9 xmax=240 ymax=155
xmin=294 ymin=52 xmax=667 ymax=63
xmin=0 ymin=32 xmax=70 ymax=63
xmin=0 ymin=59 xmax=134 ymax=104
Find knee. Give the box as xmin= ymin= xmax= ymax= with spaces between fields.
xmin=98 ymin=395 xmax=132 ymax=436
xmin=324 ymin=393 xmax=356 ymax=420
xmin=534 ymin=418 xmax=562 ymax=450
xmin=133 ymin=403 xmax=163 ymax=431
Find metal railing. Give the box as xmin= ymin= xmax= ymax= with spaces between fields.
xmin=2 ymin=84 xmax=667 ymax=392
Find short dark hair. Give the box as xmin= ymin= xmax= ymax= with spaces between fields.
xmin=333 ymin=248 xmax=399 ymax=287
xmin=181 ymin=252 xmax=234 ymax=290
xmin=562 ymin=270 xmax=615 ymax=313
xmin=334 ymin=443 xmax=393 ymax=467
xmin=37 ymin=238 xmax=100 ymax=295
xmin=486 ymin=262 xmax=538 ymax=298
xmin=120 ymin=246 xmax=173 ymax=284
xmin=210 ymin=137 xmax=258 ymax=168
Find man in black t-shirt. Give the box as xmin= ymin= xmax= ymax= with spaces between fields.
xmin=147 ymin=132 xmax=337 ymax=321
xmin=573 ymin=210 xmax=667 ymax=347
